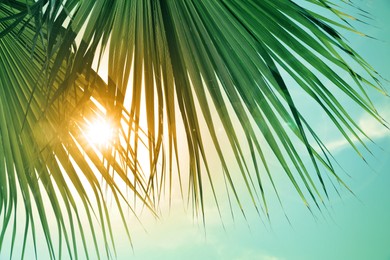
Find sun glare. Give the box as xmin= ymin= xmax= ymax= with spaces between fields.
xmin=86 ymin=119 xmax=113 ymax=146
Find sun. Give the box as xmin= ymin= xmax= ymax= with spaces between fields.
xmin=86 ymin=118 xmax=114 ymax=147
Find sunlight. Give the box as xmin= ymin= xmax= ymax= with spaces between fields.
xmin=86 ymin=118 xmax=113 ymax=147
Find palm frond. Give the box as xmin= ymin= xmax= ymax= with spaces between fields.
xmin=0 ymin=0 xmax=387 ymax=258
xmin=0 ymin=5 xmax=155 ymax=258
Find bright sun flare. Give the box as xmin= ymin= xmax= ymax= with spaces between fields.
xmin=86 ymin=119 xmax=113 ymax=146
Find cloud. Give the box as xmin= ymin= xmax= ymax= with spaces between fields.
xmin=358 ymin=112 xmax=389 ymax=139
xmin=234 ymin=250 xmax=284 ymax=260
xmin=324 ymin=107 xmax=390 ymax=152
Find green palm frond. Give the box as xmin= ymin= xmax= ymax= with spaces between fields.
xmin=0 ymin=0 xmax=387 ymax=258
xmin=1 ymin=5 xmax=154 ymax=258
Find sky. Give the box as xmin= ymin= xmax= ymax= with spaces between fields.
xmin=119 ymin=2 xmax=390 ymax=260
xmin=1 ymin=1 xmax=390 ymax=260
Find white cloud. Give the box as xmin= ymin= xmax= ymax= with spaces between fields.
xmin=358 ymin=111 xmax=389 ymax=139
xmin=324 ymin=106 xmax=390 ymax=152
xmin=234 ymin=250 xmax=284 ymax=260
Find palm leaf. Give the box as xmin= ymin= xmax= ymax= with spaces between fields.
xmin=1 ymin=5 xmax=154 ymax=258
xmin=0 ymin=0 xmax=387 ymax=258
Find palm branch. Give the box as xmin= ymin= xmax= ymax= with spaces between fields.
xmin=0 ymin=0 xmax=387 ymax=259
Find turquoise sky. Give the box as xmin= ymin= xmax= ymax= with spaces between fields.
xmin=121 ymin=2 xmax=390 ymax=260
xmin=1 ymin=1 xmax=389 ymax=260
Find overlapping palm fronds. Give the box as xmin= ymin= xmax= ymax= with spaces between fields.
xmin=0 ymin=0 xmax=387 ymax=259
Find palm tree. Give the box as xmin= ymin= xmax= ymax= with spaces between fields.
xmin=0 ymin=0 xmax=387 ymax=259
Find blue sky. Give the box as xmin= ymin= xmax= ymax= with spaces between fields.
xmin=120 ymin=1 xmax=390 ymax=260
xmin=1 ymin=1 xmax=389 ymax=260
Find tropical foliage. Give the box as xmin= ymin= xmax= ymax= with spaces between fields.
xmin=0 ymin=0 xmax=387 ymax=259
